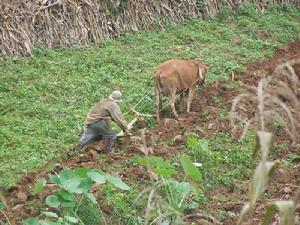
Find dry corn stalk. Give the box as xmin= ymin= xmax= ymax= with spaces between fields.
xmin=1 ymin=0 xmax=299 ymax=57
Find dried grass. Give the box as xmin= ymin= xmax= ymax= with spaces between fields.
xmin=1 ymin=0 xmax=299 ymax=57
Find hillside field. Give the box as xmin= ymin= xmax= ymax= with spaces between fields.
xmin=0 ymin=4 xmax=300 ymax=225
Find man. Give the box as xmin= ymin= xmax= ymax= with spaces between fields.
xmin=76 ymin=90 xmax=132 ymax=153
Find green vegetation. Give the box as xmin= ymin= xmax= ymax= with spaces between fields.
xmin=0 ymin=4 xmax=299 ymax=191
xmin=102 ymin=184 xmax=142 ymax=225
xmin=134 ymin=154 xmax=202 ymax=224
xmin=19 ymin=155 xmax=202 ymax=225
xmin=187 ymin=132 xmax=254 ymax=189
xmin=23 ymin=168 xmax=130 ymax=225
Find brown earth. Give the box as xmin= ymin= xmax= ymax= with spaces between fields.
xmin=0 ymin=41 xmax=299 ymax=225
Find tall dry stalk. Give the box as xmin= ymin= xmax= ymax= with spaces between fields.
xmin=230 ymin=60 xmax=300 ymax=224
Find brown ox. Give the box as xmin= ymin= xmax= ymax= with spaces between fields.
xmin=155 ymin=59 xmax=208 ymax=120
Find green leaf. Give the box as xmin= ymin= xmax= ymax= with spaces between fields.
xmin=56 ymin=189 xmax=75 ymax=202
xmin=74 ymin=168 xmax=92 ymax=178
xmin=23 ymin=218 xmax=40 ymax=225
xmin=0 ymin=201 xmax=5 ymax=209
xmin=138 ymin=156 xmax=175 ymax=177
xmin=179 ymin=182 xmax=192 ymax=195
xmin=153 ymin=168 xmax=175 ymax=177
xmin=59 ymin=169 xmax=73 ymax=183
xmin=75 ymin=178 xmax=93 ymax=194
xmin=62 ymin=178 xmax=82 ymax=193
xmin=288 ymin=154 xmax=300 ymax=162
xmin=86 ymin=193 xmax=97 ymax=204
xmin=187 ymin=135 xmax=198 ymax=149
xmin=180 ymin=154 xmax=202 ymax=181
xmin=60 ymin=201 xmax=76 ymax=208
xmin=138 ymin=156 xmax=163 ymax=167
xmin=49 ymin=175 xmax=61 ymax=185
xmin=187 ymin=201 xmax=199 ymax=210
xmin=87 ymin=172 xmax=106 ymax=184
xmin=45 ymin=195 xmax=60 ymax=208
xmin=56 ymin=190 xmax=76 ymax=208
xmin=107 ymin=175 xmax=130 ymax=190
xmin=33 ymin=178 xmax=46 ymax=195
xmin=64 ymin=216 xmax=78 ymax=223
xmin=40 ymin=221 xmax=61 ymax=225
xmin=162 ymin=219 xmax=170 ymax=225
xmin=42 ymin=211 xmax=58 ymax=218
xmin=199 ymin=139 xmax=209 ymax=152
xmin=90 ymin=168 xmax=106 ymax=175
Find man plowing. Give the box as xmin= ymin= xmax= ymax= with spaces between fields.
xmin=75 ymin=90 xmax=132 ymax=153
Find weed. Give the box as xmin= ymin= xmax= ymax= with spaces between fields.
xmin=201 ymin=111 xmax=209 ymax=119
xmin=102 ymin=184 xmax=142 ymax=225
xmin=187 ymin=132 xmax=253 ymax=189
xmin=212 ymin=95 xmax=222 ymax=104
xmin=77 ymin=197 xmax=102 ymax=225
xmin=136 ymin=155 xmax=202 ymax=225
xmin=219 ymin=107 xmax=229 ymax=119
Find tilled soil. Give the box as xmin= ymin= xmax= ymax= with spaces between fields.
xmin=1 ymin=41 xmax=299 ymax=225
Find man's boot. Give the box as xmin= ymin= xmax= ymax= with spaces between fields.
xmin=74 ymin=142 xmax=84 ymax=151
xmin=106 ymin=138 xmax=116 ymax=153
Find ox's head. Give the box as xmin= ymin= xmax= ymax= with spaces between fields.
xmin=197 ymin=63 xmax=209 ymax=85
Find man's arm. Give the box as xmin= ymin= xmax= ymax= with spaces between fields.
xmin=109 ymin=104 xmax=130 ymax=132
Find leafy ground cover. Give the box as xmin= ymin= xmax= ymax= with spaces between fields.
xmin=0 ymin=4 xmax=300 ymax=225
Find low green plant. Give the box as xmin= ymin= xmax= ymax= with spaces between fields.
xmin=23 ymin=167 xmax=130 ymax=225
xmin=186 ymin=132 xmax=253 ymax=189
xmin=214 ymin=6 xmax=234 ymax=22
xmin=76 ymin=197 xmax=102 ymax=225
xmin=138 ymin=156 xmax=176 ymax=178
xmin=288 ymin=154 xmax=300 ymax=163
xmin=201 ymin=111 xmax=209 ymax=119
xmin=102 ymin=184 xmax=142 ymax=225
xmin=236 ymin=3 xmax=261 ymax=19
xmin=137 ymin=155 xmax=201 ymax=225
xmin=186 ymin=134 xmax=222 ymax=169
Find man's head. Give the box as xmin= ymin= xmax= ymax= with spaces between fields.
xmin=109 ymin=90 xmax=122 ymax=102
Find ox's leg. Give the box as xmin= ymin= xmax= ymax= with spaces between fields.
xmin=169 ymin=89 xmax=178 ymax=118
xmin=155 ymin=86 xmax=162 ymax=120
xmin=179 ymin=93 xmax=185 ymax=112
xmin=187 ymin=86 xmax=196 ymax=113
